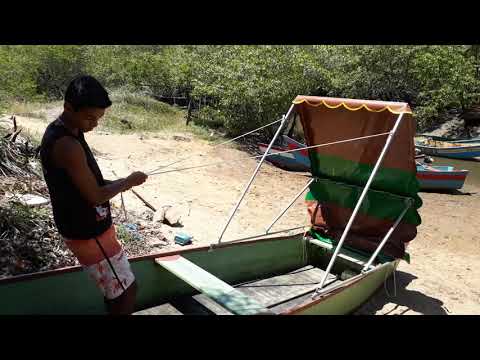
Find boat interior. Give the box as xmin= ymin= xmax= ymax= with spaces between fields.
xmin=132 ymin=234 xmax=380 ymax=315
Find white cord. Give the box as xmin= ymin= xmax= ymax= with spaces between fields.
xmin=147 ymin=117 xmax=284 ymax=175
xmin=149 ymin=131 xmax=391 ymax=176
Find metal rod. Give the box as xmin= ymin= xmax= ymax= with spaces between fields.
xmin=131 ymin=189 xmax=157 ymax=212
xmin=217 ymin=105 xmax=295 ymax=243
xmin=210 ymin=225 xmax=306 ymax=249
xmin=112 ymin=170 xmax=156 ymax=212
xmin=362 ymin=200 xmax=412 ymax=272
xmin=265 ymin=178 xmax=315 ymax=234
xmin=315 ymin=110 xmax=407 ymax=291
xmin=149 ymin=131 xmax=391 ymax=176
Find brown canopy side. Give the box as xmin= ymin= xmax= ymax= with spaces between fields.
xmin=293 ymin=96 xmax=421 ymax=259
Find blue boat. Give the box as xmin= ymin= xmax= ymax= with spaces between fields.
xmin=258 ymin=135 xmax=311 ymax=172
xmin=416 ymin=164 xmax=469 ymax=190
xmin=416 ymin=134 xmax=480 ymax=144
xmin=259 ymin=136 xmax=469 ymax=190
xmin=415 ymin=136 xmax=480 ymax=159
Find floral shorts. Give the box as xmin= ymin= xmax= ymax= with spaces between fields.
xmin=64 ymin=225 xmax=135 ymax=300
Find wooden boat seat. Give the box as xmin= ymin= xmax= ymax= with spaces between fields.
xmin=189 ymin=265 xmax=338 ymax=315
xmin=136 ymin=265 xmax=338 ymax=315
xmin=155 ymin=256 xmax=274 ymax=315
xmin=133 ymin=303 xmax=184 ymax=315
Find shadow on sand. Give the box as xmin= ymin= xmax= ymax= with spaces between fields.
xmin=355 ymin=271 xmax=448 ymax=315
xmin=420 ymin=189 xmax=476 ymax=196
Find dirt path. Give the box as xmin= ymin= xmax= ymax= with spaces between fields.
xmin=3 ymin=114 xmax=480 ymax=315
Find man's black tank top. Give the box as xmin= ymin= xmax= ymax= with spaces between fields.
xmin=40 ymin=118 xmax=112 ymax=240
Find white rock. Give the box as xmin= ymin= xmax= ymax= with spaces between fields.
xmin=153 ymin=207 xmax=167 ymax=223
xmin=13 ymin=194 xmax=49 ymax=207
xmin=164 ymin=207 xmax=182 ymax=226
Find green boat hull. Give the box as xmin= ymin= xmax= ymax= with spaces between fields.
xmin=0 ymin=234 xmax=398 ymax=315
xmin=287 ymin=261 xmax=397 ymax=315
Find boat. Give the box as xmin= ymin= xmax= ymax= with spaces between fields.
xmin=415 ymin=136 xmax=480 ymax=159
xmin=0 ymin=96 xmax=422 ymax=315
xmin=258 ymin=139 xmax=469 ymax=190
xmin=258 ymin=135 xmax=310 ymax=172
xmin=416 ymin=134 xmax=480 ymax=144
xmin=260 ymin=140 xmax=469 ymax=191
xmin=416 ymin=163 xmax=469 ymax=190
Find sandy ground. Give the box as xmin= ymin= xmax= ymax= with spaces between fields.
xmin=2 ymin=113 xmax=480 ymax=315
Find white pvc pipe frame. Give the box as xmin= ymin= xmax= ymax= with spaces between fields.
xmin=315 ymin=108 xmax=408 ymax=291
xmin=265 ymin=178 xmax=315 ymax=234
xmin=214 ymin=104 xmax=412 ymax=293
xmin=217 ymin=105 xmax=295 ymax=243
xmin=361 ymin=199 xmax=412 ymax=272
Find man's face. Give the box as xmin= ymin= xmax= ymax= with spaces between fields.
xmin=65 ymin=103 xmax=106 ymax=132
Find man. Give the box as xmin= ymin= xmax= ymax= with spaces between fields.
xmin=40 ymin=75 xmax=147 ymax=314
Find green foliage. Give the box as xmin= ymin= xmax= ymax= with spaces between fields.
xmin=86 ymin=46 xmax=175 ymax=97
xmin=0 ymin=46 xmax=39 ymax=102
xmin=1 ymin=45 xmax=479 ymax=134
xmin=411 ymin=46 xmax=479 ymax=128
xmin=100 ymin=91 xmax=186 ymax=133
xmin=190 ymin=45 xmax=322 ymax=136
xmin=115 ymin=224 xmax=139 ymax=244
xmin=193 ymin=106 xmax=227 ymax=129
xmin=33 ymin=46 xmax=89 ymax=99
xmin=316 ymin=45 xmax=480 ymax=130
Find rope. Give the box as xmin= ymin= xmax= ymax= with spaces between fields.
xmin=120 ymin=192 xmax=128 ymax=222
xmin=95 ymin=237 xmax=127 ymax=292
xmin=147 ymin=117 xmax=284 ymax=175
xmin=149 ymin=131 xmax=391 ymax=176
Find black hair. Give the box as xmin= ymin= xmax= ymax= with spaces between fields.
xmin=64 ymin=75 xmax=112 ymax=111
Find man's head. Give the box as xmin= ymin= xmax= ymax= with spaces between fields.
xmin=63 ymin=75 xmax=112 ymax=132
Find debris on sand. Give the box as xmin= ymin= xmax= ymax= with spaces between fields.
xmin=0 ymin=117 xmax=171 ymax=279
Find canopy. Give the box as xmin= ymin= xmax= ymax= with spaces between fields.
xmin=293 ymin=96 xmax=422 ymax=259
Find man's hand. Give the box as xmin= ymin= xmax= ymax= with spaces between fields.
xmin=52 ymin=137 xmax=149 ymax=206
xmin=126 ymin=171 xmax=148 ymax=188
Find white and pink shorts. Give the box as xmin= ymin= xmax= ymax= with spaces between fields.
xmin=64 ymin=225 xmax=135 ymax=300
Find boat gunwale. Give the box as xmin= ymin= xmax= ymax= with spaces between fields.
xmin=0 ymin=231 xmax=306 ymax=285
xmin=416 ymin=166 xmax=469 ymax=175
xmin=258 ymin=136 xmax=309 ymax=156
xmin=415 ymin=144 xmax=480 ymax=151
xmin=416 ymin=167 xmax=469 ymax=179
xmin=416 ymin=172 xmax=469 ymax=180
xmin=258 ymin=143 xmax=287 ymax=153
xmin=280 ymin=260 xmax=398 ymax=314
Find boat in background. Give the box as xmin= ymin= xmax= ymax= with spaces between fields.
xmin=258 ymin=135 xmax=310 ymax=172
xmin=415 ymin=136 xmax=480 ymax=159
xmin=416 ymin=134 xmax=480 ymax=144
xmin=416 ymin=164 xmax=469 ymax=190
xmin=260 ymin=138 xmax=469 ymax=191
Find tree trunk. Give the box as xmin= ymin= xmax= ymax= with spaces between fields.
xmin=186 ymin=99 xmax=193 ymax=125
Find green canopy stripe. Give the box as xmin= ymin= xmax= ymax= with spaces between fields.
xmin=305 ymin=178 xmax=421 ymax=225
xmin=309 ymin=152 xmax=420 ymax=197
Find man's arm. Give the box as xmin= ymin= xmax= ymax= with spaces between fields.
xmin=104 ymin=178 xmax=126 ymax=186
xmin=52 ymin=137 xmax=147 ymax=206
